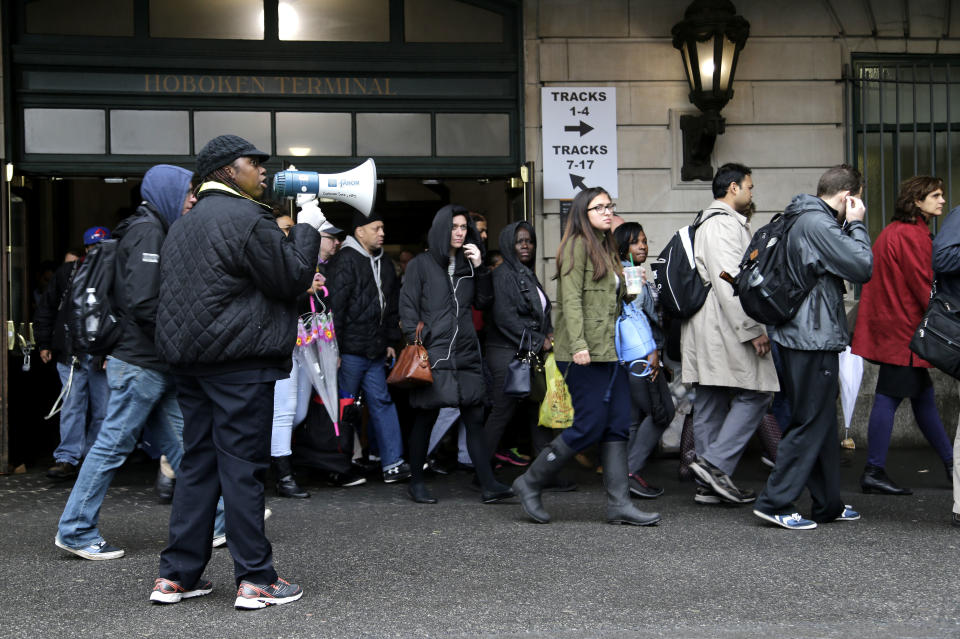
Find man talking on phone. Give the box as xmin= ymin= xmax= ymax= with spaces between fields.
xmin=753 ymin=164 xmax=874 ymax=531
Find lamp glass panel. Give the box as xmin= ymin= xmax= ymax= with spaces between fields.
xmin=681 ymin=43 xmax=696 ymax=93
xmin=278 ymin=0 xmax=389 ymax=42
xmin=718 ymin=37 xmax=736 ymax=92
xmin=696 ymin=37 xmax=716 ymax=92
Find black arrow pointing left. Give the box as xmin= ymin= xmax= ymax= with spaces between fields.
xmin=569 ymin=174 xmax=588 ymax=191
xmin=564 ymin=120 xmax=594 ymax=137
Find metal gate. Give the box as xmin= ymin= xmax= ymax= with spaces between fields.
xmin=848 ymin=56 xmax=960 ymax=237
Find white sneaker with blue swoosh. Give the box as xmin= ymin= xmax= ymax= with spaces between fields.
xmin=753 ymin=509 xmax=817 ymax=530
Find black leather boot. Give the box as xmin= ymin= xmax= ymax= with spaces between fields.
xmin=154 ymin=467 xmax=176 ymax=504
xmin=599 ymin=441 xmax=661 ymax=526
xmin=512 ymin=435 xmax=576 ymax=523
xmin=407 ymin=481 xmax=437 ymax=504
xmin=860 ymin=464 xmax=911 ymax=495
xmin=273 ymin=456 xmax=310 ymax=499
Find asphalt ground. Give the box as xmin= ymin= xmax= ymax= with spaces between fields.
xmin=1 ymin=447 xmax=959 ymax=639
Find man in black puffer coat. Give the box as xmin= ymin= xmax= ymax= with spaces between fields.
xmin=152 ymin=135 xmax=321 ymax=610
xmin=326 ymin=210 xmax=409 ymax=483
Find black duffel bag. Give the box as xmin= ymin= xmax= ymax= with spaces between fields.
xmin=291 ymin=394 xmax=358 ymax=474
xmin=909 ymin=284 xmax=960 ymax=379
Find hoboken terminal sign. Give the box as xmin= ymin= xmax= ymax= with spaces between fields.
xmin=20 ymin=71 xmax=514 ymax=99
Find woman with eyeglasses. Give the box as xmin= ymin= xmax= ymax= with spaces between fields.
xmin=511 ymin=187 xmax=660 ymax=526
xmin=482 ymin=221 xmax=555 ymax=471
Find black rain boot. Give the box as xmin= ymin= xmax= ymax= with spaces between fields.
xmin=407 ymin=481 xmax=437 ymax=504
xmin=599 ymin=441 xmax=661 ymax=526
xmin=860 ymin=464 xmax=911 ymax=495
xmin=273 ymin=456 xmax=310 ymax=499
xmin=512 ymin=435 xmax=576 ymax=523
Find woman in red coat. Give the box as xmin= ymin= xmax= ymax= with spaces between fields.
xmin=852 ymin=176 xmax=953 ymax=495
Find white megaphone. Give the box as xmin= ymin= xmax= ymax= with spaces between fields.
xmin=272 ymin=158 xmax=377 ymax=216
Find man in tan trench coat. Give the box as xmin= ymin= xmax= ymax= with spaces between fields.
xmin=681 ymin=163 xmax=780 ymax=505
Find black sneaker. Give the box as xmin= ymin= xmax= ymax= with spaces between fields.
xmin=694 ymin=485 xmax=722 ymax=505
xmin=47 ymin=461 xmax=78 ymax=480
xmin=382 ymin=462 xmax=411 ymax=483
xmin=325 ymin=469 xmax=367 ymax=487
xmin=688 ymin=456 xmax=754 ymax=504
xmin=150 ymin=577 xmax=213 ymax=604
xmin=628 ymin=473 xmax=663 ymax=498
xmin=235 ymin=577 xmax=303 ymax=609
xmin=154 ymin=468 xmax=176 ymax=504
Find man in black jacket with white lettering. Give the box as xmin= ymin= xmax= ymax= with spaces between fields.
xmin=151 ymin=135 xmax=321 ymax=610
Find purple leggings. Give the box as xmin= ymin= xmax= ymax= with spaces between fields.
xmin=866 ymin=386 xmax=954 ymax=468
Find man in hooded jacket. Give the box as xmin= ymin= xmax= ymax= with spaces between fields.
xmin=326 ymin=210 xmax=409 ymax=483
xmin=55 ymin=164 xmax=198 ymax=560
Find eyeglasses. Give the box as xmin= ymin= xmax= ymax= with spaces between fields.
xmin=588 ymin=203 xmax=616 ymax=214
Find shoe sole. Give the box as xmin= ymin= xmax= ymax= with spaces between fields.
xmin=861 ymin=486 xmax=912 ymax=495
xmin=55 ymin=536 xmax=124 ymax=560
xmin=694 ymin=494 xmax=722 ymax=505
xmin=383 ymin=476 xmax=409 ymax=484
xmin=753 ymin=509 xmax=817 ymax=530
xmin=150 ymin=586 xmax=213 ymax=604
xmin=689 ymin=461 xmax=748 ymax=504
xmin=481 ymin=492 xmax=514 ymax=504
xmin=336 ymin=478 xmax=367 ymax=487
xmin=235 ymin=591 xmax=303 ymax=610
xmin=608 ymin=515 xmax=661 ymax=526
xmin=212 ymin=536 xmax=227 ymax=548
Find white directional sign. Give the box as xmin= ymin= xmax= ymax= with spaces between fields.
xmin=541 ymin=87 xmax=618 ymax=199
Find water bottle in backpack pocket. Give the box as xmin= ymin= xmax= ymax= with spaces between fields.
xmin=69 ymin=239 xmax=124 ymax=356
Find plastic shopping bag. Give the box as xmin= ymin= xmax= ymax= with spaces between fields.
xmin=538 ymin=353 xmax=574 ymax=430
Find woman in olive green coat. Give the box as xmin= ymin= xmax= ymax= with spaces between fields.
xmin=511 ymin=187 xmax=660 ymax=527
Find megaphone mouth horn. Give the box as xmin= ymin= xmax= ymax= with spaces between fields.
xmin=272 ymin=158 xmax=378 ymax=216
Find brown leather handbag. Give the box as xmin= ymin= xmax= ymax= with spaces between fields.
xmin=386 ymin=321 xmax=433 ymax=388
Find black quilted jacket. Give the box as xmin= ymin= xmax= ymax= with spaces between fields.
xmin=156 ymin=183 xmax=321 ymax=375
xmin=325 ymin=236 xmax=401 ymax=359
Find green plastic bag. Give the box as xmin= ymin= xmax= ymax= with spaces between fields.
xmin=538 ymin=353 xmax=574 ymax=430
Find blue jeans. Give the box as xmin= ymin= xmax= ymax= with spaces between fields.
xmin=57 ymin=358 xmax=224 ymax=547
xmin=271 ymin=358 xmax=312 ymax=457
xmin=338 ymin=354 xmax=404 ymax=469
xmin=54 ymin=354 xmax=108 ymax=465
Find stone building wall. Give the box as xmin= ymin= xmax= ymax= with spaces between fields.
xmin=524 ymin=0 xmax=960 ymax=447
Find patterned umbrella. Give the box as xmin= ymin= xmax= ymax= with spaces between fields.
xmin=295 ymin=293 xmax=341 ymax=436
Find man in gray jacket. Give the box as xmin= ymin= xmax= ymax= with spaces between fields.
xmin=753 ymin=164 xmax=873 ymax=530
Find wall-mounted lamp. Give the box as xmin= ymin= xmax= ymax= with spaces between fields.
xmin=672 ymin=0 xmax=749 ymax=181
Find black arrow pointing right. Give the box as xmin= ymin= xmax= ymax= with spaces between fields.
xmin=569 ymin=174 xmax=588 ymax=190
xmin=564 ymin=120 xmax=594 ymax=137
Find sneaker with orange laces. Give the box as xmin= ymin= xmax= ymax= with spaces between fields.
xmin=235 ymin=577 xmax=303 ymax=610
xmin=149 ymin=577 xmax=213 ymax=604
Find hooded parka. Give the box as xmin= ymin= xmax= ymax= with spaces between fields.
xmin=486 ymin=221 xmax=552 ymax=353
xmin=399 ymin=205 xmax=493 ymax=409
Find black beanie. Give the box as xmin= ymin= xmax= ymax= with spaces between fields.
xmin=196 ymin=134 xmax=270 ymax=180
xmin=351 ymin=209 xmax=383 ymax=233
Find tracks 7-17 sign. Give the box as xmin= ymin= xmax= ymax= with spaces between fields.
xmin=541 ymin=87 xmax=618 ymax=199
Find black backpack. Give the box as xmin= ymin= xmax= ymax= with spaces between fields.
xmin=649 ymin=211 xmax=727 ymax=318
xmin=69 ymin=239 xmax=124 ymax=355
xmin=729 ymin=212 xmax=812 ymax=325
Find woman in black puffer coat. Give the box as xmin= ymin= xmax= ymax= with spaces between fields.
xmin=483 ymin=221 xmax=553 ymax=463
xmin=399 ymin=205 xmax=513 ymax=504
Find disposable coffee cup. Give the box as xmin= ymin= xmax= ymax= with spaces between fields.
xmin=623 ymin=266 xmax=643 ymax=295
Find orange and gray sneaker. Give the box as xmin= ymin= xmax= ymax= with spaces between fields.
xmin=149 ymin=577 xmax=214 ymax=604
xmin=235 ymin=577 xmax=303 ymax=610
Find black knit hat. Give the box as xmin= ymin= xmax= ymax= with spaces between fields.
xmin=196 ymin=134 xmax=270 ymax=180
xmin=350 ymin=208 xmax=383 ymax=233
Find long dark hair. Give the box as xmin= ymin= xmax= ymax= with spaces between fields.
xmin=556 ymin=187 xmax=617 ymax=282
xmin=893 ymin=176 xmax=943 ymax=223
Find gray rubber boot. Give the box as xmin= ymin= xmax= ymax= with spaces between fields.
xmin=600 ymin=441 xmax=661 ymax=526
xmin=512 ymin=435 xmax=576 ymax=523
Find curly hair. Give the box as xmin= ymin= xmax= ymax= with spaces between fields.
xmin=893 ymin=175 xmax=944 ymax=223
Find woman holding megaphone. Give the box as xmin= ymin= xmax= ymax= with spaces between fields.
xmin=398 ymin=205 xmax=514 ymax=505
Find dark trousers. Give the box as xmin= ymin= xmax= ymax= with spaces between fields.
xmin=755 ymin=347 xmax=844 ymax=522
xmin=557 ymin=361 xmax=631 ymax=451
xmin=409 ymin=404 xmax=500 ymax=490
xmin=483 ymin=346 xmax=544 ymax=456
xmin=158 ymin=375 xmax=277 ymax=588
